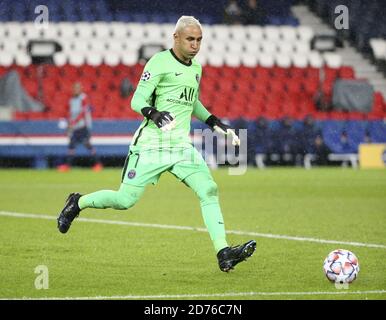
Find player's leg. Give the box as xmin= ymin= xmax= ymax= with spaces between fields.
xmin=82 ymin=128 xmax=103 ymax=171
xmin=182 ymin=172 xmax=256 ymax=272
xmin=57 ymin=183 xmax=145 ymax=233
xmin=67 ymin=129 xmax=81 ymax=166
xmin=171 ymin=147 xmax=256 ymax=272
xmin=184 ymin=172 xmax=256 ymax=272
xmin=79 ymin=183 xmax=145 ymax=210
xmin=62 ymin=148 xmax=75 ymax=171
xmin=169 ymin=147 xmax=228 ymax=252
xmin=57 ymin=130 xmax=77 ymax=171
xmin=57 ymin=148 xmax=169 ymax=233
xmin=182 ymin=171 xmax=228 ymax=253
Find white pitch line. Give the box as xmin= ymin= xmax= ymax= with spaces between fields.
xmin=1 ymin=211 xmax=386 ymax=249
xmin=2 ymin=290 xmax=386 ymax=300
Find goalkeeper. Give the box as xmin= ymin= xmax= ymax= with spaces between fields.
xmin=57 ymin=16 xmax=256 ymax=272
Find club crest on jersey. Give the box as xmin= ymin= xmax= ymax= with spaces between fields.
xmin=196 ymin=74 xmax=200 ymax=83
xmin=127 ymin=169 xmax=136 ymax=179
xmin=141 ymin=71 xmax=151 ymax=81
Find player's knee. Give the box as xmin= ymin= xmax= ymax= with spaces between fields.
xmin=116 ymin=185 xmax=143 ymax=210
xmin=117 ymin=197 xmax=136 ymax=210
xmin=197 ymin=180 xmax=218 ymax=203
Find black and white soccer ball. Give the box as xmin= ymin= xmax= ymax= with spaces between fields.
xmin=141 ymin=71 xmax=151 ymax=81
xmin=323 ymin=249 xmax=360 ymax=284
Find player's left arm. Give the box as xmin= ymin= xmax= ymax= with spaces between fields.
xmin=192 ymin=98 xmax=211 ymax=122
xmin=193 ymin=99 xmax=240 ymax=146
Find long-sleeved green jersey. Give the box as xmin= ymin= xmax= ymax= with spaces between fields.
xmin=131 ymin=49 xmax=211 ymax=149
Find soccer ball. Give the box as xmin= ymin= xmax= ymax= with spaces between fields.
xmin=323 ymin=249 xmax=360 ymax=284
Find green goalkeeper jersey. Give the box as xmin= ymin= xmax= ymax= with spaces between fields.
xmin=131 ymin=49 xmax=211 ymax=149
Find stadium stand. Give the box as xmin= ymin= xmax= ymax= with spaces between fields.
xmin=307 ymin=0 xmax=386 ymax=55
xmin=0 ymin=0 xmax=385 ymax=168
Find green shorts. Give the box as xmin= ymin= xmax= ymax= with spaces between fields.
xmin=121 ymin=144 xmax=211 ymax=186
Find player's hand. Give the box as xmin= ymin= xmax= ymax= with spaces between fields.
xmin=141 ymin=107 xmax=176 ymax=131
xmin=205 ymin=115 xmax=240 ymax=146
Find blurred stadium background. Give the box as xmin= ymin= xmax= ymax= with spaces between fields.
xmin=0 ymin=0 xmax=385 ymax=169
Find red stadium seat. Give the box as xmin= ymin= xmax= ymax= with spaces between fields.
xmin=366 ymin=92 xmax=385 ymax=119
xmin=61 ymin=64 xmax=80 ymax=80
xmin=203 ymin=65 xmax=221 ymax=79
xmin=339 ymin=66 xmax=355 ymax=79
xmin=22 ymin=78 xmax=39 ymax=98
xmin=269 ymin=80 xmax=285 ymax=94
xmin=97 ymin=64 xmax=114 ymax=78
xmin=0 ymin=66 xmax=8 ymax=77
xmin=217 ymin=80 xmax=234 ymax=93
xmin=221 ymin=66 xmax=238 ymax=79
xmin=94 ymin=78 xmax=111 ymax=92
xmin=42 ymin=65 xmax=61 ymax=79
xmin=26 ymin=111 xmax=48 ymax=120
xmin=210 ymin=95 xmax=229 ymax=118
xmin=49 ymin=92 xmax=71 ymax=115
xmin=42 ymin=79 xmax=58 ymax=96
xmin=324 ymin=67 xmax=339 ymax=82
xmin=303 ymin=78 xmax=319 ymax=96
xmin=115 ymin=63 xmax=134 ymax=78
xmin=290 ymin=67 xmax=305 ymax=80
xmin=305 ymin=67 xmax=320 ymax=80
xmin=237 ymin=66 xmax=256 ymax=80
xmin=270 ymin=66 xmax=290 ymax=80
xmin=200 ymin=77 xmax=217 ymax=91
xmin=13 ymin=111 xmax=29 ymax=120
xmin=89 ymin=92 xmax=106 ymax=113
xmin=252 ymin=81 xmax=269 ymax=94
xmin=7 ymin=62 xmax=379 ymax=121
xmin=255 ymin=66 xmax=270 ymax=79
xmin=235 ymin=81 xmax=252 ymax=97
xmin=286 ymin=80 xmax=302 ymax=94
xmin=329 ymin=111 xmax=348 ymax=120
xmin=79 ymin=64 xmax=98 ymax=78
xmin=23 ymin=64 xmax=39 ymax=80
xmin=348 ymin=112 xmax=366 ymax=120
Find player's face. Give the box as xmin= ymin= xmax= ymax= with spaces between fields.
xmin=174 ymin=25 xmax=202 ymax=61
xmin=73 ymin=83 xmax=82 ymax=96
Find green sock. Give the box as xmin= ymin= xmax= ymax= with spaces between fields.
xmin=201 ymin=202 xmax=229 ymax=253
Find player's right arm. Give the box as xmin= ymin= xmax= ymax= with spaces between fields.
xmin=131 ymin=55 xmax=175 ymax=131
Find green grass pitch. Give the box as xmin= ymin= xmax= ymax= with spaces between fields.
xmin=0 ymin=168 xmax=385 ymax=300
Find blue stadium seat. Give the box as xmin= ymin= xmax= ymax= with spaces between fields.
xmin=367 ymin=121 xmax=386 ymax=143
xmin=49 ymin=12 xmax=63 ymax=22
xmin=65 ymin=12 xmax=81 ymax=22
xmin=151 ymin=14 xmax=169 ymax=24
xmin=322 ymin=121 xmax=345 ymax=153
xmin=313 ymin=0 xmax=386 ymax=53
xmin=165 ymin=13 xmax=181 ymax=24
xmin=131 ymin=13 xmax=151 ymax=23
xmin=113 ymin=12 xmax=131 ymax=23
xmin=345 ymin=121 xmax=367 ymax=145
xmin=94 ymin=12 xmax=114 ymax=22
xmin=0 ymin=0 xmax=298 ymax=24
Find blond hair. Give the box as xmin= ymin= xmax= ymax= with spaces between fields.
xmin=174 ymin=16 xmax=202 ymax=33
